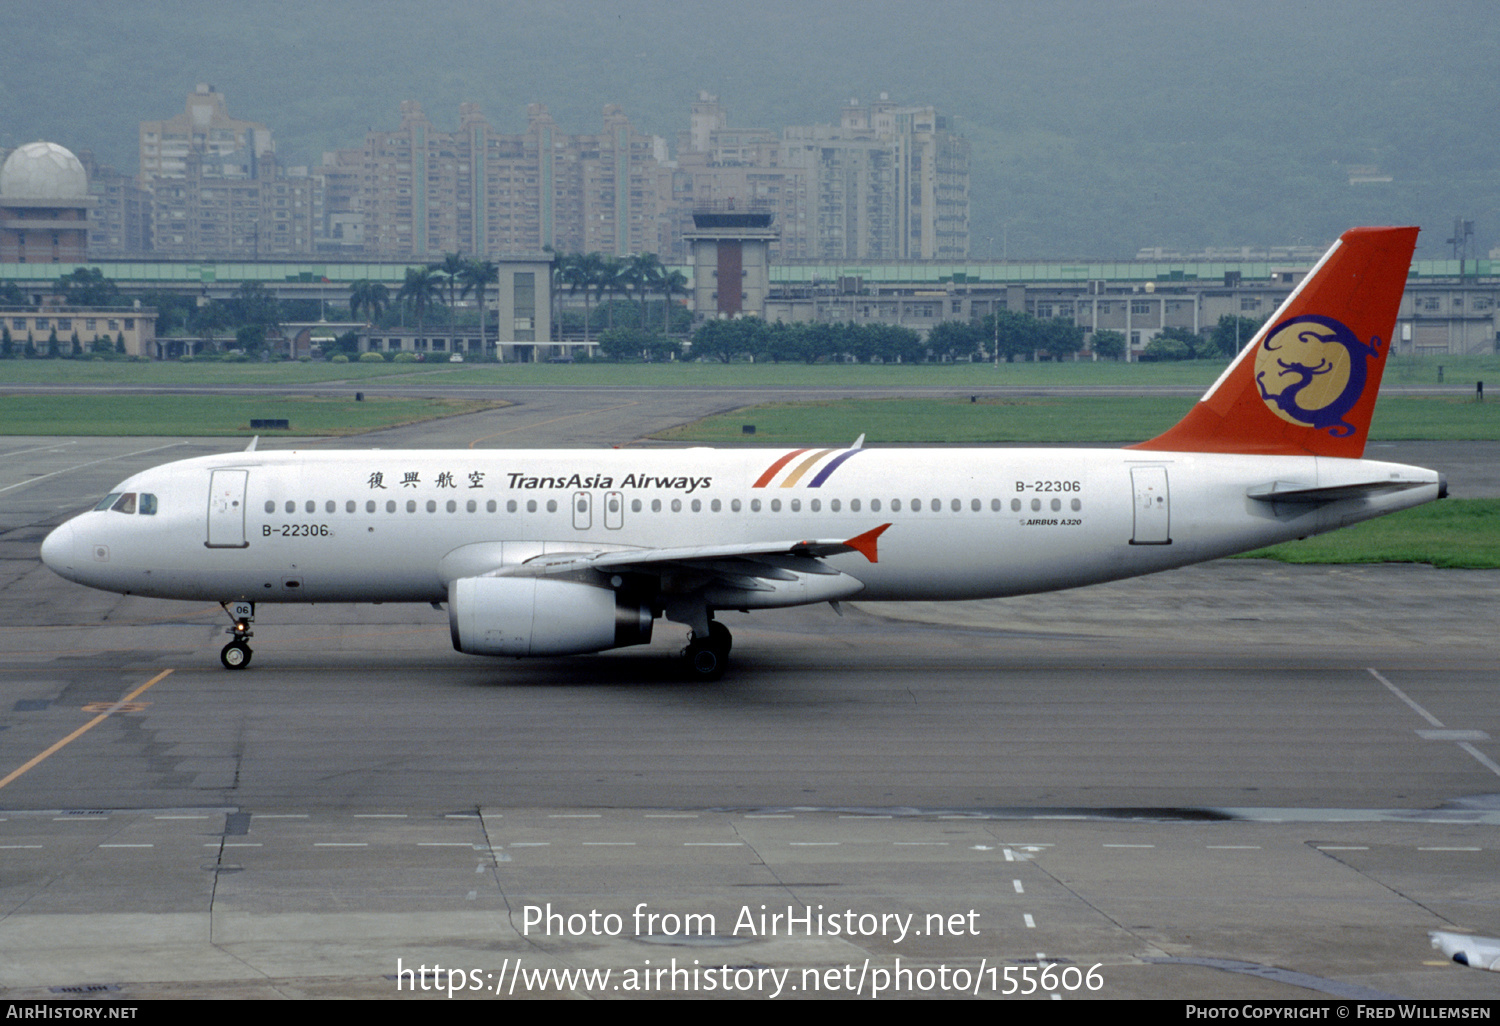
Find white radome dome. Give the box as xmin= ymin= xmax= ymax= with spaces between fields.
xmin=0 ymin=142 xmax=89 ymax=200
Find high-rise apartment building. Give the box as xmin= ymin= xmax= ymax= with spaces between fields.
xmin=679 ymin=94 xmax=969 ymax=263
xmin=355 ymin=101 xmax=665 ymax=260
xmin=139 ymin=84 xmax=274 ymax=184
xmin=97 ymin=88 xmax=965 ymax=264
xmin=135 ymin=87 xmax=312 ymax=259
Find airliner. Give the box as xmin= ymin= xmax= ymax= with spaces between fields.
xmin=40 ymin=227 xmax=1443 ymax=678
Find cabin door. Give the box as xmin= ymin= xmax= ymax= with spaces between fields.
xmin=1129 ymin=466 xmax=1171 ymax=545
xmin=207 ymin=469 xmax=249 ymax=548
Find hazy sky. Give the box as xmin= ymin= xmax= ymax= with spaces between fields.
xmin=2 ymin=1 xmax=1495 ymax=257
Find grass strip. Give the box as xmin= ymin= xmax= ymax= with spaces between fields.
xmin=1236 ymin=499 xmax=1500 ymax=569
xmin=655 ymin=396 xmax=1500 ymax=444
xmin=0 ymin=395 xmax=502 ymax=436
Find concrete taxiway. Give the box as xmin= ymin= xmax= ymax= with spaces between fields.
xmin=0 ymin=392 xmax=1496 ymax=999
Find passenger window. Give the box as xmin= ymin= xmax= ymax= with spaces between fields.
xmin=711 ymin=499 xmax=721 ymax=512
xmin=651 ymin=499 xmax=662 ymax=512
xmin=406 ymin=500 xmax=417 ymax=513
xmin=991 ymin=499 xmax=1000 ymax=511
xmin=139 ymin=494 xmax=158 ymax=515
xmin=631 ymin=499 xmax=642 ymax=513
xmin=671 ymin=499 xmax=682 ymax=512
xmin=305 ymin=500 xmax=315 ymax=514
xmin=770 ymin=499 xmax=781 ymax=512
xmin=830 ymin=499 xmax=841 ymax=512
xmin=426 ymin=500 xmax=437 ymax=513
xmin=446 ymin=500 xmax=457 ymax=513
xmin=546 ymin=500 xmax=557 ymax=513
xmin=386 ymin=500 xmax=396 ymax=513
xmin=486 ymin=500 xmax=496 ymax=513
xmin=1071 ymin=498 xmax=1081 ymax=511
xmin=285 ymin=501 xmax=295 ymax=514
xmin=891 ymin=499 xmax=901 ymax=512
xmin=112 ymin=493 xmax=137 ymax=514
xmin=95 ymin=493 xmax=122 ymax=511
xmin=1051 ymin=498 xmax=1062 ymax=512
xmin=750 ymin=499 xmax=760 ymax=512
xmin=911 ymin=499 xmax=921 ymax=512
xmin=1011 ymin=499 xmax=1021 ymax=512
xmin=870 ymin=499 xmax=880 ymax=512
xmin=953 ymin=499 xmax=963 ymax=512
xmin=466 ymin=500 xmax=476 ymax=513
xmin=1030 ymin=499 xmax=1041 ymax=511
xmin=507 ymin=500 xmax=517 ymax=513
xmin=851 ymin=499 xmax=861 ymax=512
xmin=790 ymin=499 xmax=800 ymax=512
xmin=691 ymin=499 xmax=701 ymax=512
xmin=527 ymin=500 xmax=537 ymax=513
xmin=264 ymin=500 xmax=276 ymax=514
xmin=366 ymin=500 xmax=376 ymax=513
xmin=345 ymin=500 xmax=355 ymax=513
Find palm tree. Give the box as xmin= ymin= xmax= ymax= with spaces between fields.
xmin=625 ymin=252 xmax=664 ymax=326
xmin=660 ymin=268 xmax=688 ymax=336
xmin=597 ymin=255 xmax=627 ymax=331
xmin=560 ymin=252 xmax=605 ymax=342
xmin=398 ymin=266 xmax=444 ymax=335
xmin=435 ymin=251 xmax=467 ymax=326
xmin=459 ymin=258 xmax=498 ymax=358
xmin=348 ymin=280 xmax=389 ymax=324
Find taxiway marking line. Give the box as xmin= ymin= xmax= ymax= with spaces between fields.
xmin=0 ymin=669 xmax=173 ymax=791
xmin=0 ymin=443 xmax=187 ymax=495
xmin=1367 ymin=668 xmax=1445 ymax=727
xmin=466 ymin=401 xmax=641 ymax=448
xmin=1369 ymin=667 xmax=1500 ymax=778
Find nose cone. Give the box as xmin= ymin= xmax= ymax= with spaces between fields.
xmin=40 ymin=520 xmax=77 ymax=576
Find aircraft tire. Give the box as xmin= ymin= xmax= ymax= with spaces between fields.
xmin=707 ymin=620 xmax=732 ymax=655
xmin=221 ymin=641 xmax=252 ymax=670
xmin=684 ymin=637 xmax=728 ymax=682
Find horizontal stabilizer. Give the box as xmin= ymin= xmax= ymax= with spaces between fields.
xmin=1247 ymin=477 xmax=1443 ymax=504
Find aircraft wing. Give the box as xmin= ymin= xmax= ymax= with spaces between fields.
xmin=498 ymin=523 xmax=891 ymax=580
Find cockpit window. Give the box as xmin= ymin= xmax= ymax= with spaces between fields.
xmin=94 ymin=493 xmax=122 ymax=511
xmin=111 ymin=493 xmax=137 ymax=514
xmin=139 ymin=493 xmax=158 ymax=516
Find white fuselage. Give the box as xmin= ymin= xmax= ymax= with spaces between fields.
xmin=41 ymin=446 xmax=1442 ymax=608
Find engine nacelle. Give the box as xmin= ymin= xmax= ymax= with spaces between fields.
xmin=449 ymin=576 xmax=653 ymax=657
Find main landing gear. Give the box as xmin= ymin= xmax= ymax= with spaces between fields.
xmin=219 ymin=601 xmax=254 ymax=670
xmin=684 ymin=620 xmax=732 ymax=681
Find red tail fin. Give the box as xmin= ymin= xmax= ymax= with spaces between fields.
xmin=1129 ymin=226 xmax=1418 ymax=458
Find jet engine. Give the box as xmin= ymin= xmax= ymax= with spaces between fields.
xmin=448 ymin=576 xmax=653 ymax=657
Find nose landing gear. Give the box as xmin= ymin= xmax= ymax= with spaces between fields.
xmin=219 ymin=601 xmax=254 ymax=670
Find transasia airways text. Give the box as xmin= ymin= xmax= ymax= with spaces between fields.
xmin=506 ymin=473 xmax=713 ymax=493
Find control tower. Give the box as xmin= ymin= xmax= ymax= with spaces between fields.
xmin=683 ymin=204 xmax=778 ymax=322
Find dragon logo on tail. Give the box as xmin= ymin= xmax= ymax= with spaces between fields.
xmin=1254 ymin=315 xmax=1381 ymax=437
